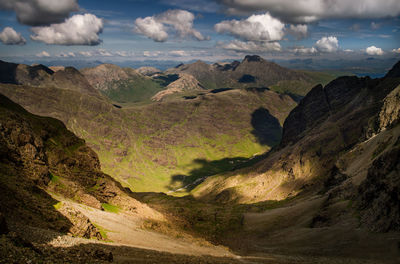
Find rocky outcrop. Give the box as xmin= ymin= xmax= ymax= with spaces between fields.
xmin=379 ymin=85 xmax=400 ymax=130
xmin=151 ymin=73 xmax=204 ymax=101
xmin=59 ymin=205 xmax=104 ymax=240
xmin=81 ymin=63 xmax=141 ymax=91
xmin=137 ymin=66 xmax=161 ymax=76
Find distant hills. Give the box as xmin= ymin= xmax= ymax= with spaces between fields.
xmin=79 ymin=55 xmax=338 ymax=104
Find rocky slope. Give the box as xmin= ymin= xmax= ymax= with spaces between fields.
xmin=137 ymin=66 xmax=161 ymax=76
xmin=81 ymin=64 xmax=166 ymax=104
xmin=81 ymin=64 xmax=141 ymax=91
xmin=151 ymin=73 xmax=205 ymax=101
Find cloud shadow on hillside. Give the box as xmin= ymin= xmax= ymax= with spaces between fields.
xmin=166 ymin=107 xmax=282 ymax=193
xmin=167 ymin=154 xmax=267 ymax=193
xmin=250 ymin=107 xmax=282 ymax=146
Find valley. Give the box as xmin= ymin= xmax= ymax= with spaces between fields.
xmin=0 ymin=56 xmax=399 ymax=264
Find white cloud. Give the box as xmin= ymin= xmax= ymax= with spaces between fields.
xmin=286 ymin=24 xmax=308 ymax=40
xmin=315 ymin=36 xmax=339 ymax=53
xmin=115 ymin=51 xmax=130 ymax=57
xmin=392 ymin=48 xmax=400 ymax=54
xmin=161 ymin=0 xmax=219 ymax=13
xmin=290 ymin=36 xmax=339 ymax=55
xmin=143 ymin=51 xmax=163 ymax=57
xmin=134 ymin=16 xmax=168 ymax=42
xmin=58 ymin=51 xmax=75 ymax=57
xmin=0 ymin=0 xmax=79 ymax=26
xmin=36 ymin=51 xmax=50 ymax=57
xmin=0 ymin=27 xmax=26 ymax=45
xmin=169 ymin=50 xmax=188 ymax=56
xmin=365 ymin=46 xmax=384 ymax=56
xmin=134 ymin=9 xmax=208 ymax=42
xmin=30 ymin=14 xmax=103 ymax=45
xmin=216 ymin=0 xmax=400 ymax=23
xmin=78 ymin=49 xmax=113 ymax=57
xmin=215 ymin=13 xmax=285 ymax=42
xmin=344 ymin=49 xmax=354 ymax=52
xmin=292 ymin=46 xmax=317 ymax=54
xmin=219 ymin=40 xmax=281 ymax=52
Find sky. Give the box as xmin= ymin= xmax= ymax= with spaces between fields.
xmin=0 ymin=0 xmax=399 ymax=66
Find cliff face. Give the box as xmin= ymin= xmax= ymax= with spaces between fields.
xmin=379 ymin=85 xmax=400 ymax=130
xmin=281 ymin=76 xmax=370 ymax=147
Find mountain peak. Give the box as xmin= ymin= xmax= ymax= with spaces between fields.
xmin=243 ymin=55 xmax=263 ymax=63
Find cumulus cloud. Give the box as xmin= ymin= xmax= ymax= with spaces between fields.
xmin=365 ymin=46 xmax=384 ymax=55
xmin=0 ymin=0 xmax=79 ymax=26
xmin=219 ymin=40 xmax=281 ymax=52
xmin=215 ymin=13 xmax=285 ymax=42
xmin=216 ymin=0 xmax=400 ymax=23
xmin=291 ymin=36 xmax=339 ymax=55
xmin=286 ymin=24 xmax=308 ymax=40
xmin=134 ymin=9 xmax=208 ymax=42
xmin=36 ymin=51 xmax=50 ymax=57
xmin=30 ymin=14 xmax=103 ymax=45
xmin=392 ymin=48 xmax=400 ymax=54
xmin=134 ymin=16 xmax=168 ymax=42
xmin=292 ymin=46 xmax=317 ymax=54
xmin=0 ymin=27 xmax=26 ymax=45
xmin=315 ymin=36 xmax=339 ymax=53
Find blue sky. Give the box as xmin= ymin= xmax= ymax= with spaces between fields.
xmin=0 ymin=0 xmax=399 ymax=64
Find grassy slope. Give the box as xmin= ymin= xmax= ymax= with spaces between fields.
xmin=88 ymin=89 xmax=296 ymax=193
xmin=270 ymin=70 xmax=345 ymax=96
xmin=0 ymin=84 xmax=296 ymax=194
xmin=102 ymin=77 xmax=165 ymax=105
